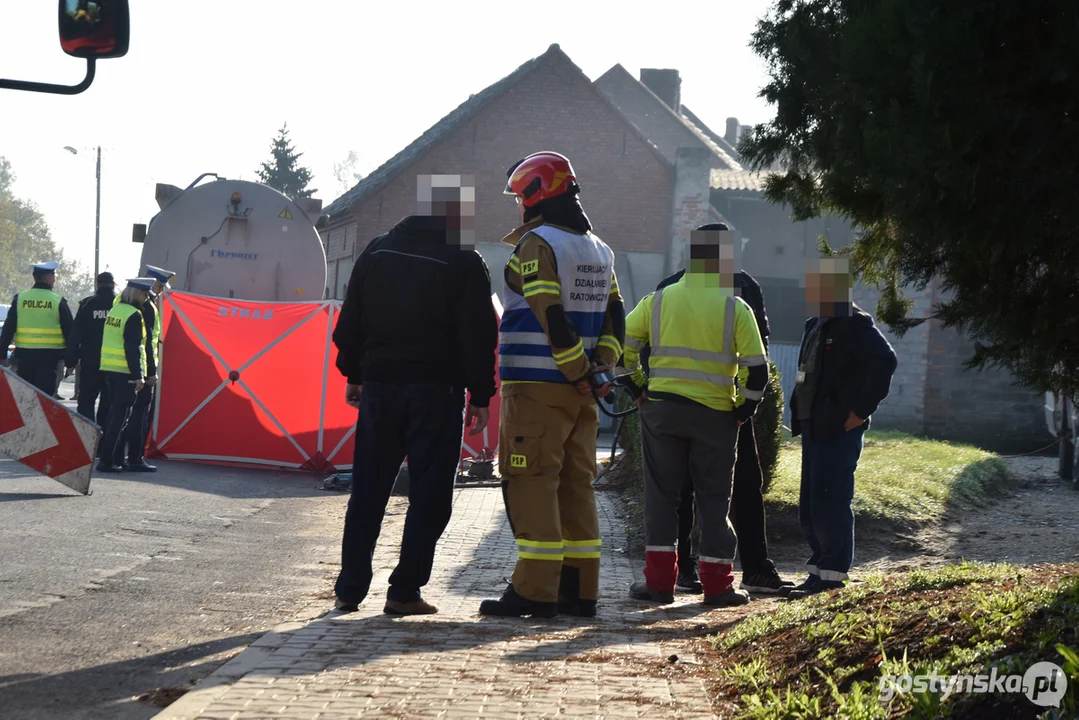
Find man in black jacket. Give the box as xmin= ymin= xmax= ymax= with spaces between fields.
xmin=331 ymin=174 xmax=498 ymax=616
xmin=645 ymin=224 xmax=793 ymax=596
xmin=68 ymin=272 xmax=117 ymax=429
xmin=786 ymin=257 xmax=897 ymax=599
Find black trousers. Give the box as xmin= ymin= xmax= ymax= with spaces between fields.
xmin=334 ymin=382 xmax=465 ymax=605
xmin=76 ymin=367 xmax=111 ymax=430
xmin=124 ymin=384 xmax=155 ymax=463
xmin=100 ymin=376 xmax=138 ymax=467
xmin=16 ymin=355 xmax=60 ymax=397
xmin=677 ymin=417 xmax=772 ymax=576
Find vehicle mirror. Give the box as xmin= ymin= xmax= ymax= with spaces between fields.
xmin=59 ymin=0 xmax=129 ymax=59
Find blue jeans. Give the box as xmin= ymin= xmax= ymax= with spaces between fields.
xmin=799 ymin=425 xmax=865 ymax=581
xmin=334 ymin=382 xmax=465 ymax=605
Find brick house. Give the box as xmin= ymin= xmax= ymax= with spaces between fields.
xmin=321 ymin=44 xmax=1049 ymax=452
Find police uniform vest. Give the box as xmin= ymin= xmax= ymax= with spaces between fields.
xmin=14 ymin=288 xmax=65 ymax=350
xmin=100 ymin=303 xmax=146 ymax=376
xmin=645 ymin=275 xmax=766 ymax=412
xmin=151 ymin=296 xmax=162 ymax=368
xmin=499 ymin=224 xmax=615 ymax=383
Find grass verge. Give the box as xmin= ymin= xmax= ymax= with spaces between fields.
xmin=707 ymin=561 xmax=1079 ymax=719
xmin=766 ymin=430 xmax=1012 ymax=531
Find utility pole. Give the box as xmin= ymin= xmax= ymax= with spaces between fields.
xmin=95 ymin=146 xmax=101 ymax=279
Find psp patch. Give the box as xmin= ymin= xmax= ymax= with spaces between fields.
xmin=521 ymin=260 xmax=539 ymax=277
xmin=510 ymin=454 xmax=528 ymax=468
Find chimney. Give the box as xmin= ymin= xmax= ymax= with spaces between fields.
xmin=724 ymin=118 xmax=740 ymax=146
xmin=640 ymin=69 xmax=681 ymax=112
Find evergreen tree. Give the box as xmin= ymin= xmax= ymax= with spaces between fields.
xmin=741 ymin=0 xmax=1079 ymax=397
xmin=255 ymin=123 xmax=316 ymax=202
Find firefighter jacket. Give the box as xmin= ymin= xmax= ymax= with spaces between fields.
xmin=623 ymin=272 xmax=768 ymax=413
xmin=499 ymin=220 xmax=625 ymax=384
xmin=0 ymin=283 xmax=73 ymax=355
xmin=100 ymin=302 xmax=147 ymax=379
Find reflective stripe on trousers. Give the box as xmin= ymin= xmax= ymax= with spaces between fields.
xmin=517 ymin=539 xmax=564 ymax=561
xmin=563 ymin=538 xmax=602 ymax=559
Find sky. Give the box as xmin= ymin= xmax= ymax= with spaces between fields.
xmin=0 ymin=0 xmax=776 ymax=281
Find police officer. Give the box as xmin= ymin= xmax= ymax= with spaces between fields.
xmin=622 ymin=225 xmax=768 ymax=607
xmin=68 ymin=272 xmax=117 ymax=428
xmin=479 ymin=152 xmax=625 ymax=619
xmin=97 ymin=278 xmax=153 ymax=474
xmin=121 ymin=265 xmax=174 ymax=472
xmin=0 ymin=262 xmax=74 ymax=396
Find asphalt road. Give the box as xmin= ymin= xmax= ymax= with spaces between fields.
xmin=0 ymin=392 xmax=350 ymax=720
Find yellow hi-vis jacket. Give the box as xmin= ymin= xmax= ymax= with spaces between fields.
xmin=623 ymin=274 xmax=767 ymax=412
xmin=101 ymin=303 xmax=146 ymax=377
xmin=14 ymin=288 xmax=65 ymax=349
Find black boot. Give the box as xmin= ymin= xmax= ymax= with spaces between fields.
xmin=479 ymin=584 xmax=557 ymax=618
xmin=557 ymin=566 xmax=597 ymax=618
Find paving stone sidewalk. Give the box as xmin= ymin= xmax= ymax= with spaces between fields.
xmin=153 ymin=480 xmax=738 ymax=719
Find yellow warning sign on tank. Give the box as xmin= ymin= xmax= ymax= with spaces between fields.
xmin=279 ymin=207 xmax=293 ymax=220
xmin=510 ymin=454 xmax=528 ymax=468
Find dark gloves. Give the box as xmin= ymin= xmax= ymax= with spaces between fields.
xmin=733 ymin=400 xmax=760 ymax=424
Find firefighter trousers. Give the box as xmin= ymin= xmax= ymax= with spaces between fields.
xmin=499 ymin=383 xmax=601 ymax=604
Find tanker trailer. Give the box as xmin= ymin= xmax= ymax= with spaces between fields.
xmin=132 ymin=175 xmax=328 ymax=301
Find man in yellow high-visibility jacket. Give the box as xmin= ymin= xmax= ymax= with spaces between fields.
xmin=0 ymin=262 xmax=74 ymax=396
xmin=621 ymin=224 xmax=768 ymax=607
xmin=97 ymin=278 xmax=154 ymax=474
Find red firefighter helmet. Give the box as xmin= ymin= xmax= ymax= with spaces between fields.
xmin=504 ymin=151 xmax=578 ymax=208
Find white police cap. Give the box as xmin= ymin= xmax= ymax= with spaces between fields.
xmin=32 ymin=261 xmax=59 ymax=273
xmin=145 ymin=265 xmax=177 ymax=288
xmin=126 ymin=277 xmax=156 ymax=291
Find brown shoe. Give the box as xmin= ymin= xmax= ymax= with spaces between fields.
xmin=384 ymin=598 xmax=438 ymax=615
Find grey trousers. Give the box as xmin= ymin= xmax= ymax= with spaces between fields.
xmin=640 ymin=399 xmax=740 ymax=563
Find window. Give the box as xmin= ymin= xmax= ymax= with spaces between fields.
xmin=335 ymin=257 xmax=353 ymax=300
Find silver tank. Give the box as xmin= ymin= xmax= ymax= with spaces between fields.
xmin=136 ymin=177 xmax=327 ymax=301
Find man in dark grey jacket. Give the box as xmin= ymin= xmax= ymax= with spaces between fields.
xmin=787 ymin=257 xmax=897 ymax=599
xmin=331 ymin=175 xmax=498 ymax=616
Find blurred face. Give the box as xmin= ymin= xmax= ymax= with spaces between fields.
xmin=36 ymin=272 xmax=56 ymax=288
xmin=804 ymin=258 xmax=852 ymax=317
xmin=416 ymin=174 xmax=476 ymax=248
xmin=687 ymin=229 xmax=737 ymax=290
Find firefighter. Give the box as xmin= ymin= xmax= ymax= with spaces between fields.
xmin=0 ymin=262 xmax=74 ymax=396
xmin=121 ymin=265 xmax=174 ymax=472
xmin=479 ymin=151 xmax=625 ymax=619
xmin=67 ymin=272 xmax=117 ymax=430
xmin=97 ymin=278 xmax=153 ymax=474
xmin=622 ymin=224 xmax=768 ymax=606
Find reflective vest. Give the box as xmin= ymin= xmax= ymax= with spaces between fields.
xmin=13 ymin=288 xmax=65 ymax=349
xmin=152 ymin=295 xmax=162 ymax=368
xmin=100 ymin=303 xmax=146 ymax=376
xmin=634 ymin=275 xmax=766 ymax=412
xmin=499 ymin=224 xmax=615 ymax=383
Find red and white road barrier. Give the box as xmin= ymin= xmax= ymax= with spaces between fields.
xmin=0 ymin=366 xmax=100 ymax=495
